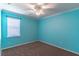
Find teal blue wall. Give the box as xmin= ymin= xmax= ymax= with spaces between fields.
xmin=39 ymin=9 xmax=79 ymax=53
xmin=1 ymin=10 xmax=37 ymax=49
xmin=0 ymin=10 xmax=1 ymax=54
xmin=0 ymin=10 xmax=1 ymax=40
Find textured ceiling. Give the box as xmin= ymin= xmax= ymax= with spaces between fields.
xmin=8 ymin=3 xmax=79 ymax=18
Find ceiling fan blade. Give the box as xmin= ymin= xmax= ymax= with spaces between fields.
xmin=42 ymin=4 xmax=55 ymax=9
xmin=26 ymin=4 xmax=35 ymax=9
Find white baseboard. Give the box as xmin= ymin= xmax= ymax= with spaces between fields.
xmin=39 ymin=40 xmax=79 ymax=55
xmin=1 ymin=40 xmax=38 ymax=50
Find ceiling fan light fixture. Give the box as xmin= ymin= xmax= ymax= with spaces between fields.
xmin=35 ymin=9 xmax=44 ymax=16
xmin=27 ymin=3 xmax=56 ymax=16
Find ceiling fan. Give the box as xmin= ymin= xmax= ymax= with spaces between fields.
xmin=26 ymin=3 xmax=56 ymax=16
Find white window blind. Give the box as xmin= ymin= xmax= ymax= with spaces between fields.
xmin=7 ymin=17 xmax=20 ymax=37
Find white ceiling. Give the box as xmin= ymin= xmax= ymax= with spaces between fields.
xmin=7 ymin=3 xmax=79 ymax=17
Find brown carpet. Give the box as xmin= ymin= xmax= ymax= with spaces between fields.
xmin=2 ymin=41 xmax=79 ymax=56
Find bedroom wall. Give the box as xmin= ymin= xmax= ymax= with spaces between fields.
xmin=0 ymin=10 xmax=1 ymax=44
xmin=1 ymin=10 xmax=37 ymax=49
xmin=0 ymin=10 xmax=1 ymax=55
xmin=39 ymin=8 xmax=79 ymax=54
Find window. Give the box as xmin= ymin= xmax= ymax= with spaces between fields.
xmin=7 ymin=17 xmax=20 ymax=37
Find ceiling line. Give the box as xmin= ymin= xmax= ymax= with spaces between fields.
xmin=40 ymin=7 xmax=79 ymax=19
